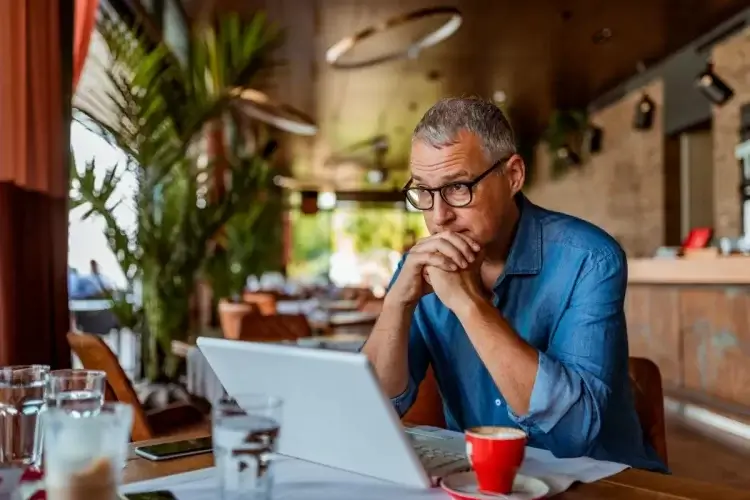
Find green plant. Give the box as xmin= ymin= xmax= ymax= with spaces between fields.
xmin=204 ymin=182 xmax=285 ymax=302
xmin=542 ymin=109 xmax=588 ymax=178
xmin=70 ymin=11 xmax=282 ymax=382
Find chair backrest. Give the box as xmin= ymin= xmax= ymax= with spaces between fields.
xmin=628 ymin=356 xmax=668 ymax=465
xmin=66 ymin=331 xmax=155 ymax=441
xmin=237 ymin=314 xmax=312 ymax=342
xmin=401 ymin=365 xmax=446 ymax=428
xmin=242 ymin=292 xmax=278 ymax=315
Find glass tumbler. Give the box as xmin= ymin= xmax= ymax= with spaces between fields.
xmin=43 ymin=402 xmax=133 ymax=500
xmin=46 ymin=369 xmax=106 ymax=415
xmin=213 ymin=394 xmax=283 ymax=500
xmin=0 ymin=365 xmax=49 ymax=466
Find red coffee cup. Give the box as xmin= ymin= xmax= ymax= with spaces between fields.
xmin=465 ymin=426 xmax=527 ymax=494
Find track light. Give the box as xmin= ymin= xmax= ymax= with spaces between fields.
xmin=556 ymin=145 xmax=581 ymax=166
xmin=695 ymin=63 xmax=734 ymax=105
xmin=633 ymin=94 xmax=655 ymax=130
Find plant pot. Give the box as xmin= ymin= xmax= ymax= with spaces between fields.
xmin=218 ymin=299 xmax=258 ymax=340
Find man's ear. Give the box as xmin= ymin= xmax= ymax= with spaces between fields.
xmin=505 ymin=154 xmax=526 ymax=195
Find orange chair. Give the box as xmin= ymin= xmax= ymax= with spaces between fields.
xmin=402 ymin=366 xmax=446 ymax=428
xmin=241 ymin=292 xmax=277 ymax=315
xmin=67 ymin=332 xmax=209 ymax=441
xmin=629 ymin=357 xmax=668 ymax=466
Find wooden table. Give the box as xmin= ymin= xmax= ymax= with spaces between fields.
xmin=123 ymin=435 xmax=750 ymax=499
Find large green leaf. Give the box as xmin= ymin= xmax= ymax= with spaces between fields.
xmin=70 ymin=9 xmax=283 ymax=381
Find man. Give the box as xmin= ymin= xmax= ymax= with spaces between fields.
xmin=362 ymin=97 xmax=667 ymax=472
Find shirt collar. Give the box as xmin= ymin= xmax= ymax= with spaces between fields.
xmin=502 ymin=193 xmax=542 ymax=277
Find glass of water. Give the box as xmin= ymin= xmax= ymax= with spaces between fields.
xmin=0 ymin=365 xmax=49 ymax=466
xmin=43 ymin=402 xmax=133 ymax=499
xmin=46 ymin=369 xmax=106 ymax=415
xmin=213 ymin=394 xmax=283 ymax=500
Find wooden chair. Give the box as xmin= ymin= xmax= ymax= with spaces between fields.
xmin=67 ymin=331 xmax=209 ymax=442
xmin=234 ymin=313 xmax=312 ymax=342
xmin=629 ymin=356 xmax=668 ymax=466
xmin=400 ymin=358 xmax=669 ymax=468
xmin=241 ymin=292 xmax=278 ymax=315
xmin=401 ymin=366 xmax=446 ymax=428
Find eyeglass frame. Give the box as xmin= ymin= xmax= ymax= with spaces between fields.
xmin=401 ymin=157 xmax=509 ymax=210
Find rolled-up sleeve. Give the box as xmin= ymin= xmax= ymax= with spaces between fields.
xmin=367 ymin=254 xmax=431 ymax=417
xmin=390 ymin=304 xmax=431 ymax=416
xmin=508 ymin=250 xmax=628 ymax=457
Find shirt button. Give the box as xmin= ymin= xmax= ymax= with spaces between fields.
xmin=495 ymin=399 xmax=503 ymax=407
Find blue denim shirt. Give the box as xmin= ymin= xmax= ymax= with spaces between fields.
xmin=389 ymin=194 xmax=668 ymax=473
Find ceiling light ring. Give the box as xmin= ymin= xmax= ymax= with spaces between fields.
xmin=233 ymin=88 xmax=318 ymax=136
xmin=325 ymin=6 xmax=463 ymax=70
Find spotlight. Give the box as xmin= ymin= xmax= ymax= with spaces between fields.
xmin=633 ymin=94 xmax=655 ymax=130
xmin=556 ymin=145 xmax=581 ymax=166
xmin=695 ymin=63 xmax=734 ymax=105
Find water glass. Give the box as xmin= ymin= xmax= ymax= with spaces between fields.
xmin=43 ymin=402 xmax=133 ymax=500
xmin=213 ymin=394 xmax=283 ymax=500
xmin=0 ymin=365 xmax=49 ymax=466
xmin=46 ymin=369 xmax=106 ymax=415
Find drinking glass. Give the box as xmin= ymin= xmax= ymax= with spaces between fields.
xmin=0 ymin=365 xmax=49 ymax=466
xmin=43 ymin=402 xmax=133 ymax=500
xmin=46 ymin=369 xmax=106 ymax=415
xmin=213 ymin=394 xmax=283 ymax=500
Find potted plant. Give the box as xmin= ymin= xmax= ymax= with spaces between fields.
xmin=205 ymin=180 xmax=285 ymax=339
xmin=70 ymin=10 xmax=282 ymax=383
xmin=542 ymin=109 xmax=588 ymax=178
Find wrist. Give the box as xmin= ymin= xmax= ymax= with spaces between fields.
xmin=453 ymin=291 xmax=493 ymax=321
xmin=383 ymin=292 xmax=418 ymax=315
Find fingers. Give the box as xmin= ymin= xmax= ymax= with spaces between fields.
xmin=439 ymin=232 xmax=479 ymax=266
xmin=411 ymin=231 xmax=479 ymax=269
xmin=409 ymin=250 xmax=457 ymax=272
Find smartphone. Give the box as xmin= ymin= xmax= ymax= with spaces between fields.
xmin=133 ymin=436 xmax=212 ymax=461
xmin=122 ymin=492 xmax=178 ymax=500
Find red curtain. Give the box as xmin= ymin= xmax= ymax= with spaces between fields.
xmin=0 ymin=0 xmax=73 ymax=368
xmin=73 ymin=0 xmax=99 ymax=90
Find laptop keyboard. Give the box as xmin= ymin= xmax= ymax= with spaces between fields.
xmin=412 ymin=442 xmax=471 ymax=477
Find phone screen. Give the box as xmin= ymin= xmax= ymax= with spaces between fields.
xmin=135 ymin=436 xmax=212 ymax=459
xmin=122 ymin=492 xmax=178 ymax=500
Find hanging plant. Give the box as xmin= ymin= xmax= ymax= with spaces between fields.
xmin=543 ymin=109 xmax=588 ymax=179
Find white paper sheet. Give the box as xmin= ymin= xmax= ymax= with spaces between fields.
xmin=414 ymin=426 xmax=629 ymax=495
xmin=120 ymin=457 xmax=445 ymax=500
xmin=121 ymin=427 xmax=629 ymax=499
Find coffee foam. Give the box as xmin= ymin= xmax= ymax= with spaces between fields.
xmin=466 ymin=426 xmax=526 ymax=440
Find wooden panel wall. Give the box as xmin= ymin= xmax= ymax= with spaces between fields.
xmin=626 ymin=285 xmax=750 ymax=411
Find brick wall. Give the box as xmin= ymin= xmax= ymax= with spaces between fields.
xmin=524 ymin=80 xmax=665 ymax=257
xmin=711 ymin=26 xmax=750 ymax=238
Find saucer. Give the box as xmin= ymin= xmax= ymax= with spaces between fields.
xmin=440 ymin=471 xmax=550 ymax=499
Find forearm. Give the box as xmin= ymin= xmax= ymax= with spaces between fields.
xmin=361 ymin=295 xmax=416 ymax=398
xmin=455 ymin=295 xmax=539 ymax=415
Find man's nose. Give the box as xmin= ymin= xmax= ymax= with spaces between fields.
xmin=432 ymin=195 xmax=456 ymax=226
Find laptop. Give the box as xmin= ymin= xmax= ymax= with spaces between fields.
xmin=196 ymin=337 xmax=470 ymax=488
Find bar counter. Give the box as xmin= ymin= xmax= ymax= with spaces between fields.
xmin=628 ymin=257 xmax=750 ymax=285
xmin=625 ymin=256 xmax=750 ymax=417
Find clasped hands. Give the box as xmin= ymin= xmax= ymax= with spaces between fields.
xmin=389 ymin=231 xmax=486 ymax=312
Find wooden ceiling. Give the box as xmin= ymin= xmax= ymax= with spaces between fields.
xmin=179 ymin=0 xmax=749 ymax=189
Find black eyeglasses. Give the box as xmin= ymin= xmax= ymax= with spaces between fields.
xmin=402 ymin=158 xmax=507 ymax=211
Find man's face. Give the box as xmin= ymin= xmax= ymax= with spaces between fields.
xmin=408 ymin=130 xmax=524 ymax=246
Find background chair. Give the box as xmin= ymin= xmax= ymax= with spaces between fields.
xmin=629 ymin=356 xmax=669 ymax=466
xmin=67 ymin=331 xmax=209 ymax=441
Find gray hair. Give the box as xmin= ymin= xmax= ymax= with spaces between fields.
xmin=412 ymin=97 xmax=517 ymax=163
